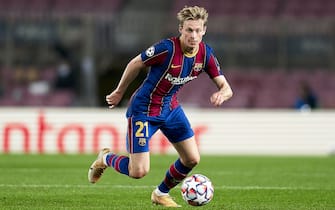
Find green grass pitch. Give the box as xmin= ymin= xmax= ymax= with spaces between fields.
xmin=0 ymin=154 xmax=334 ymax=210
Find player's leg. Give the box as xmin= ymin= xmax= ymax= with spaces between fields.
xmin=103 ymin=150 xmax=150 ymax=178
xmin=151 ymin=137 xmax=198 ymax=207
xmin=173 ymin=136 xmax=200 ymax=169
xmin=128 ymin=152 xmax=150 ymax=178
xmin=125 ymin=115 xmax=156 ymax=178
xmin=152 ymin=107 xmax=198 ymax=207
xmin=156 ymin=136 xmax=199 ymax=193
xmin=88 ymin=148 xmax=131 ymax=183
xmin=157 ymin=106 xmax=199 ymax=192
xmin=88 ymin=115 xmax=156 ymax=183
xmin=88 ymin=149 xmax=150 ymax=183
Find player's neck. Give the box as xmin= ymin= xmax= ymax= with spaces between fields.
xmin=181 ymin=45 xmax=199 ymax=57
xmin=183 ymin=47 xmax=198 ymax=58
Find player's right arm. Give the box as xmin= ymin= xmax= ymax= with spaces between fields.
xmin=106 ymin=54 xmax=146 ymax=108
xmin=210 ymin=75 xmax=233 ymax=106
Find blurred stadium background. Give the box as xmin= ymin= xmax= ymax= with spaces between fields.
xmin=0 ymin=0 xmax=334 ymax=155
xmin=0 ymin=0 xmax=334 ymax=108
xmin=1 ymin=2 xmax=334 ymax=209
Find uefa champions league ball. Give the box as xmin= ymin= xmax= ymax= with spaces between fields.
xmin=181 ymin=174 xmax=214 ymax=206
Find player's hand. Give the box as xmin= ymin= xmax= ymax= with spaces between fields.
xmin=210 ymin=89 xmax=233 ymax=107
xmin=211 ymin=75 xmax=233 ymax=107
xmin=210 ymin=92 xmax=225 ymax=106
xmin=106 ymin=90 xmax=123 ymax=109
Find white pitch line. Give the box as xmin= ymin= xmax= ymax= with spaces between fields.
xmin=0 ymin=184 xmax=333 ymax=191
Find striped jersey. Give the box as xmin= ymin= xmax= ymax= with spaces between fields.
xmin=126 ymin=37 xmax=223 ymax=118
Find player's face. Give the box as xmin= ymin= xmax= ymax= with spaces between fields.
xmin=179 ymin=19 xmax=206 ymax=51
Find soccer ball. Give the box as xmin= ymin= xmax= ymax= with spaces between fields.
xmin=181 ymin=174 xmax=214 ymax=206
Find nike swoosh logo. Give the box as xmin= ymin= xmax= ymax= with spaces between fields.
xmin=171 ymin=64 xmax=181 ymax=68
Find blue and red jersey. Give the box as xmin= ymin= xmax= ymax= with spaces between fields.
xmin=126 ymin=37 xmax=223 ymax=118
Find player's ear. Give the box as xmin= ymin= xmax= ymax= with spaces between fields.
xmin=202 ymin=26 xmax=207 ymax=35
xmin=178 ymin=24 xmax=183 ymax=34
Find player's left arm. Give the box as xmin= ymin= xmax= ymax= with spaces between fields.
xmin=210 ymin=75 xmax=233 ymax=107
xmin=205 ymin=49 xmax=233 ymax=106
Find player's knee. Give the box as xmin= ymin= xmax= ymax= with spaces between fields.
xmin=184 ymin=156 xmax=200 ymax=168
xmin=129 ymin=168 xmax=149 ymax=179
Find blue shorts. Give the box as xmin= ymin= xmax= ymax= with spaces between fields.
xmin=126 ymin=106 xmax=194 ymax=153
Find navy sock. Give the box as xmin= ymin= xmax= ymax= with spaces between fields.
xmin=158 ymin=159 xmax=192 ymax=193
xmin=106 ymin=153 xmax=129 ymax=176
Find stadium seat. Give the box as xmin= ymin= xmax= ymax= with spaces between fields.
xmin=44 ymin=90 xmax=74 ymax=107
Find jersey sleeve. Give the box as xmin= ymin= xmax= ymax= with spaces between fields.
xmin=141 ymin=40 xmax=169 ymax=66
xmin=204 ymin=46 xmax=223 ymax=79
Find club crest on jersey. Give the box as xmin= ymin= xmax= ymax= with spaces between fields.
xmin=145 ymin=46 xmax=155 ymax=57
xmin=193 ymin=63 xmax=203 ymax=72
xmin=138 ymin=138 xmax=146 ymax=146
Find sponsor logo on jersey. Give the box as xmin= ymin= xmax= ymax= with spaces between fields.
xmin=145 ymin=46 xmax=155 ymax=57
xmin=165 ymin=73 xmax=197 ymax=85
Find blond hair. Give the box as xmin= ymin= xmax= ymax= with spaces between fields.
xmin=177 ymin=6 xmax=208 ymax=26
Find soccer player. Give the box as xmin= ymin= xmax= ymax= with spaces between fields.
xmin=88 ymin=6 xmax=233 ymax=207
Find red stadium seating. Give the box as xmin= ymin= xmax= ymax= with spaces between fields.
xmin=0 ymin=0 xmax=123 ymax=16
xmin=178 ymin=69 xmax=335 ymax=109
xmin=171 ymin=0 xmax=334 ymax=18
